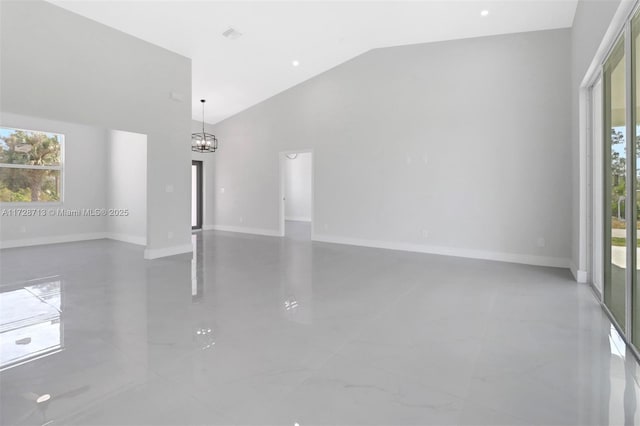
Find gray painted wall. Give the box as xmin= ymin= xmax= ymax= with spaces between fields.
xmin=0 ymin=0 xmax=192 ymax=258
xmin=209 ymin=29 xmax=572 ymax=266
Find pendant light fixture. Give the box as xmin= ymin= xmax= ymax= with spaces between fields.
xmin=192 ymin=99 xmax=218 ymax=153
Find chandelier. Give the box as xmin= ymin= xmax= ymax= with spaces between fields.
xmin=192 ymin=99 xmax=218 ymax=153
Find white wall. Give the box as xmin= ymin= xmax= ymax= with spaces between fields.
xmin=570 ymin=0 xmax=624 ymax=281
xmin=107 ymin=130 xmax=147 ymax=246
xmin=0 ymin=0 xmax=192 ymax=259
xmin=285 ymin=153 xmax=312 ymax=222
xmin=0 ymin=113 xmax=108 ymax=248
xmin=209 ymin=29 xmax=572 ymax=267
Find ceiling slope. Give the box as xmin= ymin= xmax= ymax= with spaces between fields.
xmin=48 ymin=0 xmax=578 ymax=124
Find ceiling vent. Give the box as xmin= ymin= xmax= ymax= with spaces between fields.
xmin=222 ymin=28 xmax=243 ymax=40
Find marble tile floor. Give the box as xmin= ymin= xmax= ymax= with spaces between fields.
xmin=1 ymin=223 xmax=639 ymax=425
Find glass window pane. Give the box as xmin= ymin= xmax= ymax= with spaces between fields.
xmin=0 ymin=127 xmax=62 ymax=166
xmin=604 ymin=37 xmax=627 ymax=331
xmin=0 ymin=168 xmax=61 ymax=202
xmin=633 ymin=12 xmax=640 ymax=347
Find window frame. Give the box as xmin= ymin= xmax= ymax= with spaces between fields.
xmin=0 ymin=125 xmax=65 ymax=206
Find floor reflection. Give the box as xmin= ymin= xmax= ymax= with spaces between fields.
xmin=0 ymin=277 xmax=63 ymax=371
xmin=624 ymin=346 xmax=639 ymax=426
xmin=1 ymin=234 xmax=640 ymax=425
xmin=194 ymin=326 xmax=215 ymax=350
xmin=602 ymin=324 xmax=640 ymax=425
xmin=191 ymin=233 xmax=204 ymax=302
xmin=281 ymin=221 xmax=313 ymax=325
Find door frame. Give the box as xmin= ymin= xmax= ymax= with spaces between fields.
xmin=192 ymin=160 xmax=203 ymax=230
xmin=279 ymin=149 xmax=314 ymax=237
xmin=589 ymin=75 xmax=604 ymax=297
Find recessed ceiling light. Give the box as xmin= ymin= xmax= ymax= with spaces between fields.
xmin=480 ymin=10 xmax=489 ymax=17
xmin=292 ymin=60 xmax=300 ymax=67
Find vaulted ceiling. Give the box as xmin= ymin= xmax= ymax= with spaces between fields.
xmin=48 ymin=1 xmax=578 ymax=124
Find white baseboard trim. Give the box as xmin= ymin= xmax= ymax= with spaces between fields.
xmin=204 ymin=224 xmax=281 ymax=237
xmin=312 ymin=234 xmax=571 ymax=269
xmin=569 ymin=262 xmax=588 ymax=283
xmin=285 ymin=216 xmax=311 ymax=222
xmin=0 ymin=232 xmax=108 ymax=249
xmin=107 ymin=233 xmax=146 ymax=246
xmin=144 ymin=243 xmax=193 ymax=260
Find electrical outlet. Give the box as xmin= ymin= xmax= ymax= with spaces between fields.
xmin=422 ymin=230 xmax=429 ymax=239
xmin=239 ymin=216 xmax=244 ymax=224
xmin=537 ymin=237 xmax=546 ymax=248
xmin=168 ymin=231 xmax=174 ymax=240
xmin=323 ymin=224 xmax=329 ymax=231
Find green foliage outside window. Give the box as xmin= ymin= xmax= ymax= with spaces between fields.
xmin=609 ymin=128 xmax=640 ymax=220
xmin=0 ymin=128 xmax=62 ymax=202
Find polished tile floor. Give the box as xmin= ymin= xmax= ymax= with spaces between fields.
xmin=1 ymin=221 xmax=640 ymax=425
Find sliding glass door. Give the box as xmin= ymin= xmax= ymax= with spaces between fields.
xmin=601 ymin=9 xmax=640 ymax=353
xmin=604 ymin=37 xmax=628 ymax=332
xmin=633 ymin=12 xmax=640 ymax=348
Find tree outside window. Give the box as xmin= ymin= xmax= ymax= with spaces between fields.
xmin=0 ymin=127 xmax=62 ymax=203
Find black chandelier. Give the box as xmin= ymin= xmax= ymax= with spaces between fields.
xmin=192 ymin=99 xmax=218 ymax=153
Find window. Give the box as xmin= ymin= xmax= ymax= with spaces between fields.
xmin=603 ymin=36 xmax=627 ymax=332
xmin=0 ymin=127 xmax=63 ymax=203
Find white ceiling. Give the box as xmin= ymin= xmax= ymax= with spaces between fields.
xmin=48 ymin=0 xmax=578 ymax=124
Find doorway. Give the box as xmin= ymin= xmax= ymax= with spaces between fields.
xmin=280 ymin=151 xmax=313 ymax=240
xmin=192 ymin=160 xmax=203 ymax=230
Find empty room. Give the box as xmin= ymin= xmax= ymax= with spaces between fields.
xmin=0 ymin=0 xmax=639 ymax=425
